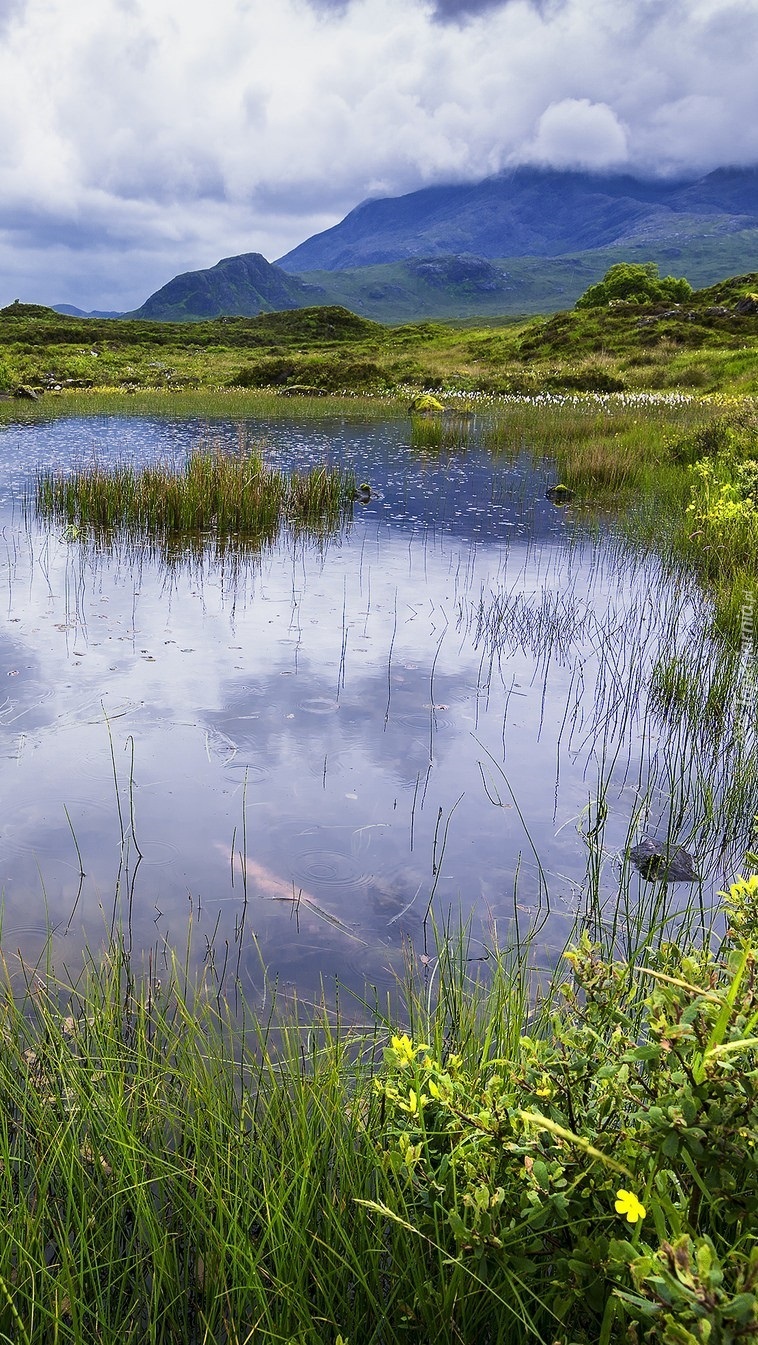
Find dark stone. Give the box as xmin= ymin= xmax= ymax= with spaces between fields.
xmin=735 ymin=294 xmax=758 ymax=314
xmin=13 ymin=384 xmax=39 ymax=400
xmin=546 ymin=484 xmax=575 ymax=505
xmin=629 ymin=839 xmax=698 ymax=883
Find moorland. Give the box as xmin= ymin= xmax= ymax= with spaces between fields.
xmin=0 ymin=266 xmax=756 ymax=399
xmin=2 ymin=265 xmax=758 ymax=1343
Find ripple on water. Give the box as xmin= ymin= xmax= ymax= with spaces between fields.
xmin=298 ymin=696 xmax=340 ymax=715
xmin=289 ymin=847 xmax=373 ymax=895
xmin=222 ymin=760 xmax=271 ymax=784
xmin=133 ymin=840 xmax=180 ymax=866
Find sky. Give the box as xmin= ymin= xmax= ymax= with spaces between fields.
xmin=1 ymin=0 xmax=757 ymax=311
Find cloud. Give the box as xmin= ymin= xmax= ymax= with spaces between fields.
xmin=0 ymin=0 xmax=756 ymax=309
xmin=429 ymin=0 xmax=555 ymax=17
xmin=523 ymin=99 xmax=628 ymax=170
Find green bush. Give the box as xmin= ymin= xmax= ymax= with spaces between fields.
xmin=682 ymin=407 xmax=758 ymax=463
xmin=576 ymin=263 xmax=693 ymax=310
xmin=373 ymin=881 xmax=758 ymax=1342
xmin=228 ymin=355 xmax=388 ymax=392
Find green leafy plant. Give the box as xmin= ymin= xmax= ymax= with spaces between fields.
xmin=576 ymin=263 xmax=693 ymax=310
xmin=371 ymin=891 xmax=758 ymax=1342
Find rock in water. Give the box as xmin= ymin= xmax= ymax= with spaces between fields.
xmin=546 ymin=484 xmax=575 ymax=505
xmin=408 ymin=393 xmax=444 ymax=414
xmin=629 ymin=839 xmax=698 ymax=882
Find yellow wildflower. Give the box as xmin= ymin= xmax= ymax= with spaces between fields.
xmin=407 ymin=1088 xmax=428 ymax=1116
xmin=389 ymin=1033 xmax=428 ymax=1066
xmin=390 ymin=1033 xmax=415 ymax=1065
xmin=614 ymin=1189 xmax=646 ymax=1223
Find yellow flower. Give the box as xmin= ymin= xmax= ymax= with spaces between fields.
xmin=390 ymin=1034 xmax=415 ymax=1066
xmin=407 ymin=1088 xmax=428 ymax=1116
xmin=614 ymin=1189 xmax=646 ymax=1223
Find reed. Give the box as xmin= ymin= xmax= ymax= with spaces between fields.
xmin=31 ymin=444 xmax=357 ymax=551
xmin=409 ymin=409 xmax=474 ymax=451
xmin=0 ymin=386 xmax=406 ymax=423
xmin=480 ymin=393 xmax=758 ymax=639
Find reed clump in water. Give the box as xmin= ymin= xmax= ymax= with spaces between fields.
xmin=33 ymin=446 xmax=356 ymax=546
xmin=410 ymin=407 xmax=474 ymax=451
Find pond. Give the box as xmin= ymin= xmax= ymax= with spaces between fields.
xmin=0 ymin=410 xmax=753 ymax=1004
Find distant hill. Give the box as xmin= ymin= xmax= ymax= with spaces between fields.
xmin=127 ymin=252 xmax=325 ymax=320
xmin=121 ymin=231 xmax=758 ymax=327
xmin=293 ymin=231 xmax=758 ymax=322
xmin=276 ymin=166 xmax=758 ymax=272
xmin=53 ymin=304 xmax=123 ymax=319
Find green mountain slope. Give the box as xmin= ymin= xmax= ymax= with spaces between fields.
xmin=296 ymin=232 xmax=758 ymax=322
xmin=123 ymin=232 xmax=758 ymax=326
xmin=127 ymin=252 xmax=326 ymax=320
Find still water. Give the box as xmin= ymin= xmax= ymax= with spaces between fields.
xmin=0 ymin=412 xmax=742 ymax=1001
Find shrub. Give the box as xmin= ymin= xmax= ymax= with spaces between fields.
xmin=228 ymin=355 xmax=387 ymax=392
xmin=372 ymin=885 xmax=758 ymax=1342
xmin=576 ymin=263 xmax=693 ymax=310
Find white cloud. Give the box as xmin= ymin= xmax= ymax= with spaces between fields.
xmin=523 ymin=99 xmax=628 ymax=170
xmin=0 ymin=0 xmax=755 ymax=309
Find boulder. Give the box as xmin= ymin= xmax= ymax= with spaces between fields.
xmin=409 ymin=393 xmax=444 ymax=415
xmin=13 ymin=384 xmax=39 ymax=400
xmin=629 ymin=839 xmax=698 ymax=883
xmin=546 ymin=484 xmax=575 ymax=505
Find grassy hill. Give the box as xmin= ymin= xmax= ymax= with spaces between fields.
xmin=127 ymin=252 xmax=325 ymax=320
xmin=294 ymin=232 xmax=758 ymax=323
xmin=1 ymin=271 xmax=757 ymax=401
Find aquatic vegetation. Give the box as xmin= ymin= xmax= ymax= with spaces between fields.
xmin=5 ymin=392 xmax=758 ymax=1337
xmin=409 ymin=405 xmax=475 ymax=451
xmin=31 ymin=444 xmax=356 ymax=551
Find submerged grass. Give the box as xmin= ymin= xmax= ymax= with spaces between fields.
xmin=32 ymin=443 xmax=356 ymax=550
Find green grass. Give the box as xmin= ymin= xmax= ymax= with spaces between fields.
xmin=1 ymin=874 xmax=757 ymax=1345
xmin=1 ymin=268 xmax=757 ymax=402
xmin=480 ymin=393 xmax=758 ymax=639
xmin=31 ymin=444 xmax=357 ymax=554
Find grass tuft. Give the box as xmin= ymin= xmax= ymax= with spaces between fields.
xmin=31 ymin=442 xmax=356 ymax=554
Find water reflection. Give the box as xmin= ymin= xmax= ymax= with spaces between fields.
xmin=0 ymin=413 xmax=753 ymax=1001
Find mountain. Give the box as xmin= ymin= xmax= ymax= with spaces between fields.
xmin=53 ymin=304 xmax=124 ymax=318
xmin=293 ymin=231 xmax=758 ymax=322
xmin=127 ymin=252 xmax=325 ymax=320
xmin=112 ymin=166 xmax=758 ymax=325
xmin=276 ymin=166 xmax=758 ymax=272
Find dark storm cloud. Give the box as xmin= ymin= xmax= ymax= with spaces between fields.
xmin=429 ymin=0 xmax=552 ymax=18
